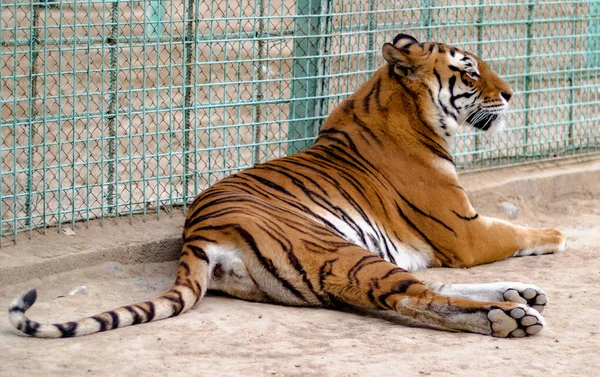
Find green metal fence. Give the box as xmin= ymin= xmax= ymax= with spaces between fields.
xmin=1 ymin=0 xmax=599 ymax=244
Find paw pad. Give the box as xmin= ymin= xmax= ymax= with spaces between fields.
xmin=503 ymin=287 xmax=548 ymax=313
xmin=488 ymin=305 xmax=545 ymax=338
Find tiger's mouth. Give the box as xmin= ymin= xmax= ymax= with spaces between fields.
xmin=465 ymin=109 xmax=505 ymax=131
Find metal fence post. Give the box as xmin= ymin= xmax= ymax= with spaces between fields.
xmin=420 ymin=0 xmax=432 ymax=40
xmin=253 ymin=0 xmax=266 ymax=166
xmin=146 ymin=0 xmax=165 ymax=38
xmin=587 ymin=1 xmax=600 ymax=69
xmin=522 ymin=0 xmax=536 ymax=157
xmin=288 ymin=0 xmax=329 ymax=154
xmin=182 ymin=0 xmax=197 ymax=211
xmin=106 ymin=0 xmax=120 ymax=217
xmin=25 ymin=2 xmax=42 ymax=239
xmin=586 ymin=0 xmax=599 ymax=150
xmin=473 ymin=0 xmax=485 ymax=166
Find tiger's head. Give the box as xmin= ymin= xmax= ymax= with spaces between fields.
xmin=382 ymin=33 xmax=513 ymax=139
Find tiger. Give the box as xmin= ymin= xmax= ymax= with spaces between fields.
xmin=9 ymin=33 xmax=566 ymax=339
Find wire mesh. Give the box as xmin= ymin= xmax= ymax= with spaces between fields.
xmin=1 ymin=0 xmax=599 ymax=243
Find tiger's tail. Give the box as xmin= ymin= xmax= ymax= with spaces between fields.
xmin=8 ymin=253 xmax=209 ymax=338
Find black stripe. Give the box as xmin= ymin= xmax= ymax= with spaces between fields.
xmin=23 ymin=320 xmax=40 ymax=336
xmin=363 ymin=82 xmax=376 ymax=114
xmin=452 ymin=210 xmax=479 ymax=221
xmin=381 ymin=267 xmax=406 ymax=280
xmin=421 ymin=141 xmax=454 ymax=164
xmin=244 ymin=172 xmax=294 ymax=196
xmin=432 ymin=69 xmax=455 ymax=119
xmin=350 ymin=259 xmax=387 ymax=285
xmin=164 ymin=290 xmax=185 ymax=317
xmin=134 ymin=301 xmax=156 ymax=322
xmin=183 ymin=234 xmax=217 ymax=244
xmin=260 ymin=224 xmax=329 ymax=306
xmin=318 ymin=258 xmax=338 ymax=291
xmin=451 ymin=90 xmax=477 ymax=110
xmin=415 ymin=130 xmax=454 ymax=164
xmin=373 ymin=76 xmax=385 ymax=113
xmin=109 ymin=311 xmax=119 ymax=329
xmin=187 ymin=245 xmax=209 ymax=263
xmin=433 ymin=68 xmax=443 ymax=93
xmin=179 ymin=261 xmax=191 ymax=276
xmin=367 ymin=278 xmax=383 ymax=308
xmin=22 ymin=289 xmax=37 ymax=308
xmin=395 ymin=202 xmax=452 ymax=265
xmin=342 ymin=99 xmax=355 ymax=114
xmin=393 ymin=33 xmax=418 ymax=47
xmin=124 ymin=305 xmax=142 ymax=325
xmin=228 ymin=225 xmax=307 ymax=302
xmin=353 ymin=113 xmax=382 ymax=146
xmin=92 ymin=315 xmax=108 ymax=332
xmin=193 ymin=281 xmax=203 ymax=303
xmin=447 ymin=75 xmax=458 ymax=110
xmin=347 ymin=255 xmax=379 ymax=285
xmin=394 ymin=191 xmax=456 ymax=236
xmin=377 ymin=279 xmax=420 ymax=309
xmin=9 ymin=306 xmax=22 ymax=313
xmin=55 ymin=321 xmax=78 ymax=338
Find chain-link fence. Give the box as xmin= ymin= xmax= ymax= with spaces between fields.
xmin=1 ymin=0 xmax=599 ymax=244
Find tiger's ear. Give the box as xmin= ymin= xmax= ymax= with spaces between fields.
xmin=382 ymin=43 xmax=421 ymax=74
xmin=393 ymin=33 xmax=419 ymax=49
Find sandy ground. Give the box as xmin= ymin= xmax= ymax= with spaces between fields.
xmin=1 ymin=183 xmax=599 ymax=376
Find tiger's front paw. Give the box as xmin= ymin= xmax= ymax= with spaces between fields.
xmin=502 ymin=284 xmax=548 ymax=313
xmin=513 ymin=228 xmax=566 ymax=257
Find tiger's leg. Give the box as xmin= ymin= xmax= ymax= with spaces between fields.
xmin=424 ymin=281 xmax=548 ymax=313
xmin=450 ymin=215 xmax=565 ymax=268
xmin=320 ymin=246 xmax=545 ymax=338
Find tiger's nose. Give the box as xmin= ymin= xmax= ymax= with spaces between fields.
xmin=500 ymin=91 xmax=512 ymax=102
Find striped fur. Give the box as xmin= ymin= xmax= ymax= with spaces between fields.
xmin=9 ymin=34 xmax=566 ymax=339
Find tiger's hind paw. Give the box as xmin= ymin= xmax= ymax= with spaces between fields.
xmin=502 ymin=285 xmax=548 ymax=313
xmin=487 ymin=305 xmax=545 ymax=338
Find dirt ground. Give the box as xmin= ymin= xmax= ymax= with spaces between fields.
xmin=1 ymin=172 xmax=600 ymax=377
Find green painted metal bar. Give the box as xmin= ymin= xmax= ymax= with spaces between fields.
xmin=146 ymin=0 xmax=165 ymax=37
xmin=253 ymin=0 xmax=266 ymax=166
xmin=182 ymin=0 xmax=197 ymax=211
xmin=106 ymin=0 xmax=120 ymax=216
xmin=522 ymin=0 xmax=537 ymax=158
xmin=25 ymin=2 xmax=41 ymax=240
xmin=0 ymin=0 xmax=3 ymax=246
xmin=473 ymin=0 xmax=485 ymax=167
xmin=313 ymin=0 xmax=333 ymax=135
xmin=365 ymin=0 xmax=376 ymax=74
xmin=288 ymin=0 xmax=324 ymax=154
xmin=586 ymin=0 xmax=600 ymax=68
xmin=585 ymin=1 xmax=599 ymax=152
xmin=568 ymin=6 xmax=577 ymax=149
xmin=420 ymin=0 xmax=432 ymax=40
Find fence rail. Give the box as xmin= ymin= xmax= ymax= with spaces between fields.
xmin=1 ymin=0 xmax=599 ymax=244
